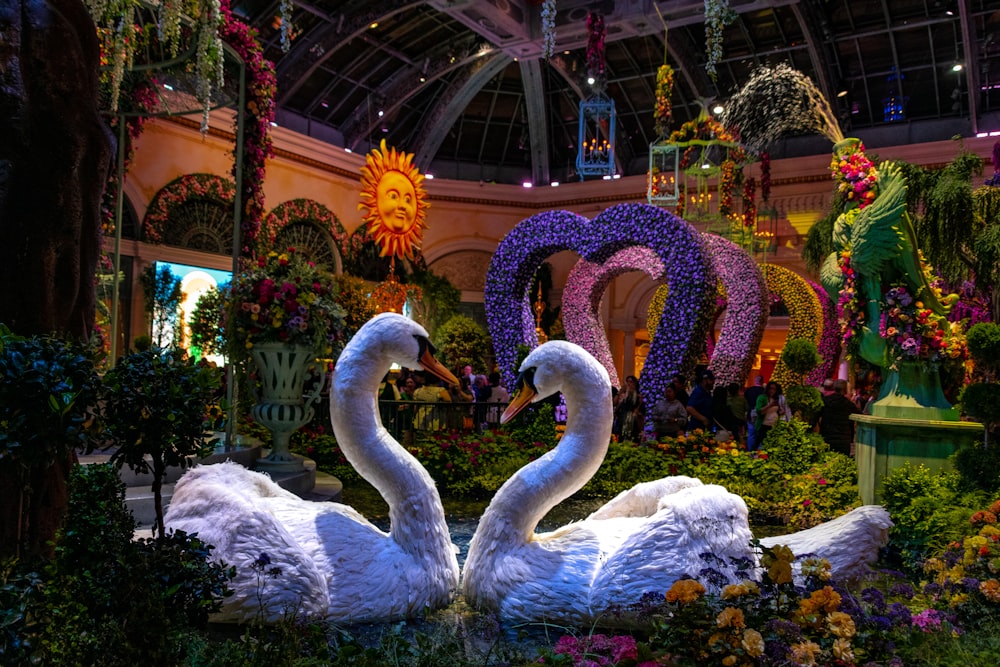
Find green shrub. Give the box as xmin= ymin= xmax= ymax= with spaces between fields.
xmin=780 ymin=338 xmax=822 ymax=381
xmin=881 ymin=463 xmax=988 ymax=570
xmin=966 ymin=322 xmax=1000 ymax=372
xmin=961 ymin=382 xmax=1000 ymax=426
xmin=760 ymin=419 xmax=828 ymax=474
xmin=785 ymin=384 xmax=824 ymax=426
xmin=26 ymin=463 xmax=233 ymax=666
xmin=431 ymin=315 xmax=491 ymax=371
xmin=582 ymin=440 xmax=676 ymax=497
xmin=0 ymin=328 xmax=103 ymax=558
xmin=954 ymin=440 xmax=1000 ymax=494
xmin=505 ymin=401 xmax=559 ymax=450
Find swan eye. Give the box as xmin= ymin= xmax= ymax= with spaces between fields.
xmin=414 ymin=335 xmax=437 ymax=360
xmin=516 ymin=367 xmax=537 ymax=393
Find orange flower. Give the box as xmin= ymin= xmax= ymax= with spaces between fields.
xmin=827 ymin=611 xmax=856 ymax=638
xmin=798 ymin=586 xmax=842 ymax=618
xmin=666 ymin=578 xmax=706 ymax=603
xmin=716 ymin=606 xmax=745 ymax=629
xmin=980 ymin=578 xmax=1000 ymax=603
xmin=789 ymin=640 xmax=821 ymax=667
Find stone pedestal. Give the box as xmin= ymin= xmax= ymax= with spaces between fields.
xmin=853 ymin=414 xmax=984 ymax=504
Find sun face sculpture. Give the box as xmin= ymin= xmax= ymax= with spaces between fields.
xmin=358 ymin=139 xmax=429 ymax=260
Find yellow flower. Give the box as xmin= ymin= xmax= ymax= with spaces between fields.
xmin=721 ymin=656 xmax=737 ymax=666
xmin=666 ymin=578 xmax=706 ymax=603
xmin=768 ymin=559 xmax=793 ymax=585
xmin=789 ymin=640 xmax=820 ymax=667
xmin=717 ymin=606 xmax=745 ymax=629
xmin=832 ymin=638 xmax=854 ymax=662
xmin=741 ymin=629 xmax=764 ymax=657
xmin=827 ymin=611 xmax=856 ymax=638
xmin=722 ymin=581 xmax=759 ymax=599
xmin=801 ymin=558 xmax=832 ymax=581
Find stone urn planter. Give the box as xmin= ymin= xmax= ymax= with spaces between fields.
xmin=251 ymin=342 xmax=323 ymax=472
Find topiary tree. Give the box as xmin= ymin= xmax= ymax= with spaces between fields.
xmin=408 ymin=269 xmax=461 ymax=341
xmin=102 ymin=347 xmax=221 ymax=538
xmin=333 ymin=274 xmax=380 ymax=337
xmin=781 ymin=338 xmax=823 ymax=385
xmin=433 ymin=315 xmax=492 ymax=372
xmin=962 ymin=323 xmax=1000 ymax=445
xmin=780 ymin=339 xmax=824 ymax=425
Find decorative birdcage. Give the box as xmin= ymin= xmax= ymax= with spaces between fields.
xmin=647 ymin=142 xmax=679 ymax=206
xmin=576 ymin=94 xmax=616 ymax=179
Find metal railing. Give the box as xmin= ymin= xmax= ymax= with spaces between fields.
xmin=377 ymin=400 xmax=509 ymax=441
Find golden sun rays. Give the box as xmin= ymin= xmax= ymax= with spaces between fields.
xmin=358 ymin=139 xmax=429 ymax=260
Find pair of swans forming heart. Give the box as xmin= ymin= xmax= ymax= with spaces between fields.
xmin=166 ymin=313 xmax=890 ymax=625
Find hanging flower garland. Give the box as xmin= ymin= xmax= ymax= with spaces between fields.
xmin=654 ymin=64 xmax=675 ymax=137
xmin=563 ymin=247 xmax=666 ymax=388
xmin=143 ymin=173 xmax=236 ymax=244
xmin=704 ymin=0 xmax=737 ymax=81
xmin=586 ymin=12 xmax=606 ymax=80
xmin=760 ymin=151 xmax=771 ymax=203
xmin=719 ymin=159 xmax=737 ymax=216
xmin=742 ymin=176 xmax=757 ymax=227
xmin=218 ymin=0 xmax=277 ymax=259
xmin=541 ymin=0 xmax=557 ymax=60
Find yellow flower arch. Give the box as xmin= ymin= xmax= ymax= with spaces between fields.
xmin=764 ymin=264 xmax=824 ymax=388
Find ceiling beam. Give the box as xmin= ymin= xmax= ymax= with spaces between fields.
xmin=276 ymin=1 xmax=424 ymax=106
xmin=520 ymin=59 xmax=551 ymax=185
xmin=789 ymin=2 xmax=835 ymax=106
xmin=341 ymin=41 xmax=492 ymax=149
xmin=958 ymin=0 xmax=980 ymax=133
xmin=411 ymin=53 xmax=514 ymax=172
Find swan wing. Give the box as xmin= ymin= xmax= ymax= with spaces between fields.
xmin=165 ymin=464 xmax=330 ymax=622
xmin=760 ymin=505 xmax=892 ymax=583
xmin=590 ymin=485 xmax=754 ymax=613
xmin=587 ymin=476 xmax=705 ymax=520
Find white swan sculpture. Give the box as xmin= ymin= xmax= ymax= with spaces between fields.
xmin=165 ymin=313 xmax=461 ymax=623
xmin=462 ymin=341 xmax=756 ymax=624
xmin=462 ymin=341 xmax=892 ymax=623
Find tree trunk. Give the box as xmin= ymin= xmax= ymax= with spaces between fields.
xmin=0 ymin=453 xmax=74 ymax=560
xmin=0 ymin=0 xmax=112 ymax=340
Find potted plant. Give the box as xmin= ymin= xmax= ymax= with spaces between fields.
xmin=227 ymin=248 xmax=346 ymax=470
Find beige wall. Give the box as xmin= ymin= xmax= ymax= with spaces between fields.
xmin=123 ymin=108 xmax=995 ymax=381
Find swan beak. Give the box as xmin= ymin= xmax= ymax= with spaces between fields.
xmin=419 ymin=347 xmax=460 ymax=386
xmin=500 ymin=384 xmax=536 ymax=424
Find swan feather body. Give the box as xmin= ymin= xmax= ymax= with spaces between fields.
xmin=165 ymin=313 xmax=460 ymax=623
xmin=462 ymin=341 xmax=756 ymax=623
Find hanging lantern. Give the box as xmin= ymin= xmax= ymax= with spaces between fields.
xmin=647 ymin=142 xmax=679 ymax=206
xmin=576 ymin=95 xmax=616 ymax=179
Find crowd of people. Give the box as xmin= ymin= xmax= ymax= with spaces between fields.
xmin=378 ymin=364 xmax=510 ymax=436
xmin=377 ymin=355 xmax=869 ymax=455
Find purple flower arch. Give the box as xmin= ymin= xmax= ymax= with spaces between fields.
xmin=563 ymin=247 xmax=666 ymax=388
xmin=486 ymin=204 xmax=716 ymax=409
xmin=701 ymin=234 xmax=769 ymax=386
xmin=807 ymin=279 xmax=841 ymax=386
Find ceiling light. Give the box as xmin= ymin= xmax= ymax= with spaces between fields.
xmin=550 ymin=181 xmax=560 ymax=187
xmin=425 ymin=174 xmax=434 ymax=179
xmin=419 ymin=76 xmax=426 ymax=82
xmin=344 ymin=148 xmax=352 ymax=153
xmin=369 ymin=21 xmax=378 ymax=29
xmin=563 ymin=50 xmax=570 ymax=55
xmin=587 ymin=76 xmax=596 ymax=85
xmin=320 ymin=100 xmax=329 ymax=108
xmin=837 ymin=89 xmax=848 ymax=98
xmin=377 ymin=110 xmax=384 ymax=117
xmin=712 ymin=104 xmax=724 ymax=115
xmin=946 ymin=9 xmax=954 ymax=15
xmin=270 ymin=121 xmax=278 ymax=127
xmin=953 ymin=63 xmax=964 ymax=72
xmin=612 ymin=173 xmax=621 ymax=179
xmin=163 ymin=83 xmax=174 ymax=91
xmin=602 ymin=174 xmax=612 ymax=180
xmin=522 ymin=181 xmax=533 ymax=188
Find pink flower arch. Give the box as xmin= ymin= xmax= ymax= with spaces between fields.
xmin=563 ymin=247 xmax=666 ymax=388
